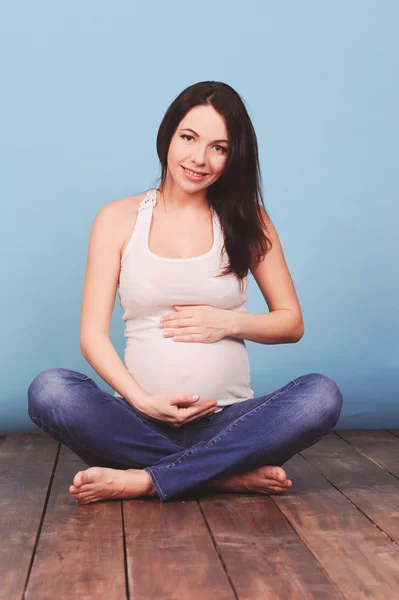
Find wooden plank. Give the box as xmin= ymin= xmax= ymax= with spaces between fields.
xmin=25 ymin=444 xmax=127 ymax=600
xmin=388 ymin=430 xmax=399 ymax=437
xmin=124 ymin=496 xmax=238 ymax=599
xmin=337 ymin=430 xmax=399 ymax=478
xmin=0 ymin=434 xmax=59 ymax=600
xmin=269 ymin=441 xmax=399 ymax=599
xmin=301 ymin=432 xmax=399 ymax=542
xmin=199 ymin=494 xmax=342 ymax=599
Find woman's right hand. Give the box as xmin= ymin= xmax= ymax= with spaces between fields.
xmin=135 ymin=393 xmax=218 ymax=427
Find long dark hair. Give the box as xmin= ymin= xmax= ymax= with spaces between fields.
xmin=153 ymin=81 xmax=273 ymax=283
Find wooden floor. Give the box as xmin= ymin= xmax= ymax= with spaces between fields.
xmin=1 ymin=431 xmax=399 ymax=600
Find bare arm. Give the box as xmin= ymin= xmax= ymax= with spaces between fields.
xmin=230 ymin=309 xmax=303 ymax=344
xmin=81 ymin=336 xmax=147 ymax=408
xmin=80 ymin=198 xmax=147 ymax=409
xmin=230 ymin=208 xmax=304 ymax=345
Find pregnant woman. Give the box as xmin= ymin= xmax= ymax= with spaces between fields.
xmin=28 ymin=81 xmax=343 ymax=504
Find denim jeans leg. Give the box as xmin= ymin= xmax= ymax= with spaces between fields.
xmin=144 ymin=374 xmax=343 ymax=501
xmin=27 ymin=368 xmax=187 ymax=474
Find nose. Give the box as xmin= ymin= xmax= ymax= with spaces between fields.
xmin=191 ymin=145 xmax=207 ymax=166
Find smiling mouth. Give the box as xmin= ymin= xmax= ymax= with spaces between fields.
xmin=182 ymin=166 xmax=209 ymax=177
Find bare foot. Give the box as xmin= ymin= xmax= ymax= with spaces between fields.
xmin=205 ymin=465 xmax=293 ymax=495
xmin=69 ymin=467 xmax=157 ymax=504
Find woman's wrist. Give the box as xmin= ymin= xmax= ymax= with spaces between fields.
xmin=128 ymin=391 xmax=149 ymax=410
xmin=227 ymin=309 xmax=239 ymax=337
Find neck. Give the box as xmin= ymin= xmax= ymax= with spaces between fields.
xmin=157 ymin=173 xmax=210 ymax=213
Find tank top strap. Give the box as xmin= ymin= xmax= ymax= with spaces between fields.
xmin=138 ymin=188 xmax=157 ymax=213
xmin=133 ymin=188 xmax=157 ymax=240
xmin=120 ymin=189 xmax=156 ymax=263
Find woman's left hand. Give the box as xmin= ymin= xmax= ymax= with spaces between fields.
xmin=158 ymin=305 xmax=235 ymax=343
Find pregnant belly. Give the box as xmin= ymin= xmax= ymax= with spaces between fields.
xmin=123 ymin=332 xmax=253 ymax=409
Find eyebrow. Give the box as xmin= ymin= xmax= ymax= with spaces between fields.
xmin=179 ymin=128 xmax=229 ymax=144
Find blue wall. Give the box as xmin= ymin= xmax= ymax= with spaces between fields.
xmin=1 ymin=1 xmax=398 ymax=434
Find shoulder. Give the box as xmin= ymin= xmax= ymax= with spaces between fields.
xmin=99 ymin=191 xmax=146 ymax=218
xmin=92 ymin=191 xmax=148 ymax=258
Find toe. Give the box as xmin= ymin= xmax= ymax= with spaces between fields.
xmin=259 ymin=466 xmax=287 ymax=484
xmin=74 ymin=491 xmax=94 ymax=504
xmin=76 ymin=497 xmax=90 ymax=504
xmin=266 ymin=479 xmax=287 ymax=491
xmin=270 ymin=487 xmax=286 ymax=494
xmin=73 ymin=471 xmax=86 ymax=488
xmin=79 ymin=496 xmax=95 ymax=504
xmin=274 ymin=466 xmax=287 ymax=482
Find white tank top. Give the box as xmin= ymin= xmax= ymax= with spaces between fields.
xmin=114 ymin=188 xmax=254 ymax=412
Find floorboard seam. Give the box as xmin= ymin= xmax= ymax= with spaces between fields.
xmin=197 ymin=498 xmax=240 ymax=599
xmin=334 ymin=431 xmax=399 ymax=481
xmin=22 ymin=440 xmax=61 ymax=599
xmin=298 ymin=449 xmax=399 ymax=550
xmin=121 ymin=501 xmax=130 ymax=600
xmin=271 ymin=495 xmax=346 ymax=599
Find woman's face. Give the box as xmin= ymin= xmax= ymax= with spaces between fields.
xmin=166 ymin=105 xmax=230 ymax=191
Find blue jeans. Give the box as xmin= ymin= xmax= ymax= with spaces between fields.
xmin=27 ymin=369 xmax=343 ymax=501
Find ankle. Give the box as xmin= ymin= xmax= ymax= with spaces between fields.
xmin=142 ymin=470 xmax=157 ymax=496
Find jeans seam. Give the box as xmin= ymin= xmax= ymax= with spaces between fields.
xmin=192 ymin=381 xmax=299 ymax=428
xmin=28 ymin=411 xmax=134 ymax=467
xmin=145 ymin=467 xmax=166 ymax=500
xmin=202 ymin=401 xmax=272 ymax=451
xmin=152 ymin=380 xmax=298 ymax=472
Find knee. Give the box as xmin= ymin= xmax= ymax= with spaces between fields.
xmin=27 ymin=368 xmax=73 ymax=419
xmin=298 ymin=373 xmax=343 ymax=429
xmin=314 ymin=373 xmax=343 ymax=428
